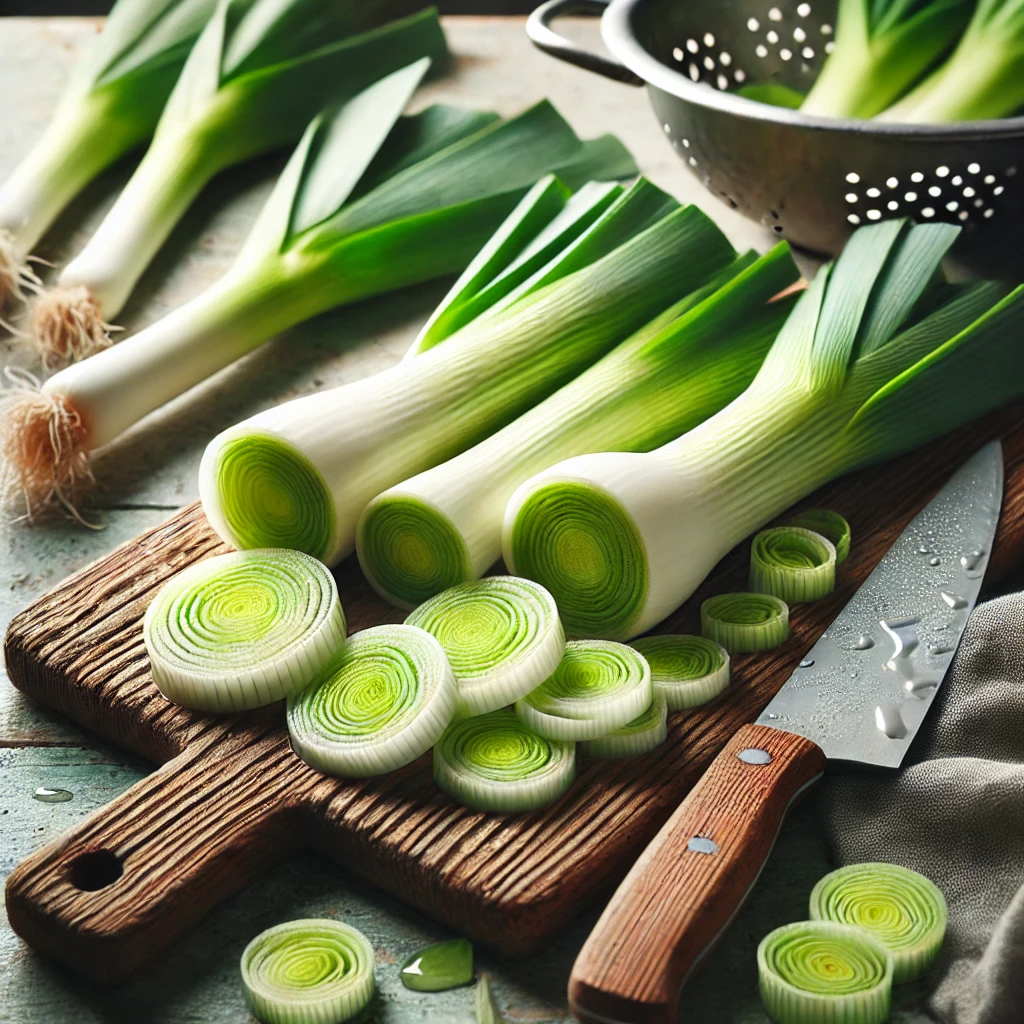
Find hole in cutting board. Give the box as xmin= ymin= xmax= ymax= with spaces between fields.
xmin=69 ymin=850 xmax=123 ymax=891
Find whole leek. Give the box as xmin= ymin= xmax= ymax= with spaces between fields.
xmin=504 ymin=219 xmax=1024 ymax=640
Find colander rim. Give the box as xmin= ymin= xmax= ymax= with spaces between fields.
xmin=601 ymin=0 xmax=1024 ymax=139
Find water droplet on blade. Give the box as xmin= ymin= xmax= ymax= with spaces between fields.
xmin=918 ymin=544 xmax=932 ymax=555
xmin=875 ymin=703 xmax=908 ymax=739
xmin=853 ymin=634 xmax=875 ymax=650
xmin=941 ymin=591 xmax=968 ymax=610
xmin=929 ymin=557 xmax=941 ymax=567
xmin=799 ymin=659 xmax=815 ymax=668
xmin=928 ymin=643 xmax=953 ymax=656
xmin=905 ymin=678 xmax=939 ymax=699
xmin=32 ymin=787 xmax=72 ymax=803
xmin=960 ymin=553 xmax=981 ymax=572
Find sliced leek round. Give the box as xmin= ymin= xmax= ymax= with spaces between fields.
xmin=701 ymin=592 xmax=789 ymax=654
xmin=750 ymin=526 xmax=837 ymax=604
xmin=630 ymin=634 xmax=730 ymax=711
xmin=787 ymin=509 xmax=851 ymax=565
xmin=581 ymin=693 xmax=667 ymax=759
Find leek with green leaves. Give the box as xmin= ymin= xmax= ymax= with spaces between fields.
xmin=0 ymin=0 xmax=217 ymax=314
xmin=504 ymin=219 xmax=1024 ymax=640
xmin=357 ymin=243 xmax=799 ymax=609
xmin=801 ymin=0 xmax=973 ymax=118
xmin=198 ymin=178 xmax=736 ymax=567
xmin=32 ymin=2 xmax=449 ymax=367
xmin=2 ymin=65 xmax=635 ymax=519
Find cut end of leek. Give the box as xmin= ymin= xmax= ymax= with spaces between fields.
xmin=581 ymin=693 xmax=667 ymax=759
xmin=516 ymin=639 xmax=652 ymax=741
xmin=810 ymin=862 xmax=948 ymax=984
xmin=144 ymin=548 xmax=346 ymax=712
xmin=506 ymin=480 xmax=648 ymax=641
xmin=0 ymin=227 xmax=41 ymax=311
xmin=788 ymin=508 xmax=851 ymax=565
xmin=701 ymin=593 xmax=790 ymax=653
xmin=202 ymin=430 xmax=337 ymax=562
xmin=31 ymin=284 xmax=113 ymax=370
xmin=758 ymin=920 xmax=893 ymax=1024
xmin=750 ymin=526 xmax=837 ymax=604
xmin=0 ymin=385 xmax=92 ymax=521
xmin=287 ymin=623 xmax=456 ymax=778
xmin=405 ymin=575 xmax=565 ymax=717
xmin=433 ymin=708 xmax=575 ymax=812
xmin=241 ymin=918 xmax=376 ymax=1024
xmin=358 ymin=493 xmax=471 ymax=609
xmin=630 ymin=634 xmax=730 ymax=711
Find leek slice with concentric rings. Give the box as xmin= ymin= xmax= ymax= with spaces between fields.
xmin=810 ymin=862 xmax=948 ymax=984
xmin=758 ymin=920 xmax=893 ymax=1024
xmin=788 ymin=508 xmax=851 ymax=565
xmin=581 ymin=693 xmax=667 ymax=758
xmin=701 ymin=593 xmax=789 ymax=653
xmin=516 ymin=639 xmax=652 ymax=741
xmin=750 ymin=526 xmax=837 ymax=604
xmin=433 ymin=709 xmax=575 ymax=811
xmin=287 ymin=624 xmax=456 ymax=778
xmin=405 ymin=576 xmax=564 ymax=717
xmin=144 ymin=549 xmax=345 ymax=712
xmin=240 ymin=918 xmax=376 ymax=1024
xmin=630 ymin=634 xmax=730 ymax=711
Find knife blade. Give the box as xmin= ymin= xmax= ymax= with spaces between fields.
xmin=568 ymin=441 xmax=1004 ymax=1024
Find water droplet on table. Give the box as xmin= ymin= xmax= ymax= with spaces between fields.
xmin=32 ymin=787 xmax=72 ymax=803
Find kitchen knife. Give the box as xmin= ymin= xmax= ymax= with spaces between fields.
xmin=568 ymin=441 xmax=1004 ymax=1024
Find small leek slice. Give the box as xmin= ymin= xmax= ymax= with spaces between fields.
xmin=433 ymin=709 xmax=575 ymax=812
xmin=144 ymin=549 xmax=345 ymax=712
xmin=758 ymin=920 xmax=893 ymax=1024
xmin=788 ymin=509 xmax=852 ymax=565
xmin=287 ymin=624 xmax=455 ymax=778
xmin=516 ymin=639 xmax=652 ymax=741
xmin=399 ymin=938 xmax=473 ymax=992
xmin=475 ymin=975 xmax=505 ymax=1024
xmin=749 ymin=527 xmax=838 ymax=604
xmin=810 ymin=862 xmax=948 ymax=984
xmin=241 ymin=918 xmax=375 ymax=1024
xmin=701 ymin=594 xmax=790 ymax=654
xmin=630 ymin=634 xmax=730 ymax=711
xmin=581 ymin=694 xmax=667 ymax=759
xmin=405 ymin=577 xmax=564 ymax=718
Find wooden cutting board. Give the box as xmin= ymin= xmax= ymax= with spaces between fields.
xmin=5 ymin=405 xmax=1024 ymax=985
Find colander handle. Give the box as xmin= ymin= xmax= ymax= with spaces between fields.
xmin=526 ymin=0 xmax=644 ymax=85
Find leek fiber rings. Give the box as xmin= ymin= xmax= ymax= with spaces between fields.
xmin=406 ymin=576 xmax=564 ymax=717
xmin=701 ymin=592 xmax=789 ymax=653
xmin=758 ymin=920 xmax=893 ymax=1024
xmin=581 ymin=694 xmax=667 ymax=758
xmin=630 ymin=634 xmax=730 ymax=711
xmin=788 ymin=508 xmax=851 ymax=565
xmin=287 ymin=624 xmax=456 ymax=778
xmin=144 ymin=549 xmax=345 ymax=712
xmin=433 ymin=709 xmax=575 ymax=811
xmin=241 ymin=918 xmax=375 ymax=1024
xmin=750 ymin=527 xmax=837 ymax=604
xmin=516 ymin=639 xmax=652 ymax=741
xmin=810 ymin=862 xmax=948 ymax=983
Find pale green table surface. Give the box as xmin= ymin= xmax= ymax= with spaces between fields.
xmin=0 ymin=15 xmax=935 ymax=1023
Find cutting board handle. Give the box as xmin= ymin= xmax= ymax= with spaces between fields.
xmin=568 ymin=724 xmax=826 ymax=1024
xmin=4 ymin=725 xmax=308 ymax=984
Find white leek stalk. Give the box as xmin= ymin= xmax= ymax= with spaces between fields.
xmin=630 ymin=634 xmax=730 ymax=711
xmin=0 ymin=0 xmax=217 ymax=314
xmin=475 ymin=976 xmax=506 ymax=1024
xmin=357 ymin=245 xmax=799 ymax=608
xmin=504 ymin=219 xmax=1024 ymax=639
xmin=200 ymin=182 xmax=732 ymax=565
xmin=580 ymin=694 xmax=667 ymax=759
xmin=144 ymin=548 xmax=345 ymax=711
xmin=33 ymin=4 xmax=449 ymax=366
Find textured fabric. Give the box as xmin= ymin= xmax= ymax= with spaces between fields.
xmin=820 ymin=591 xmax=1024 ymax=1024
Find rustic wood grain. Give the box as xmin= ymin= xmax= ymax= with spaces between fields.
xmin=5 ymin=405 xmax=1024 ymax=983
xmin=568 ymin=724 xmax=826 ymax=1024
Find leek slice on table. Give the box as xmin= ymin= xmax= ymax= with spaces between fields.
xmin=433 ymin=709 xmax=575 ymax=812
xmin=405 ymin=576 xmax=564 ymax=718
xmin=701 ymin=594 xmax=790 ymax=654
xmin=357 ymin=244 xmax=799 ymax=609
xmin=144 ymin=548 xmax=345 ymax=711
xmin=32 ymin=4 xmax=450 ymax=367
xmin=810 ymin=862 xmax=948 ymax=983
xmin=399 ymin=938 xmax=473 ymax=992
xmin=630 ymin=634 xmax=730 ymax=711
xmin=749 ymin=527 xmax=838 ymax=604
xmin=504 ymin=219 xmax=1024 ymax=640
xmin=241 ymin=918 xmax=376 ymax=1024
xmin=758 ymin=920 xmax=893 ymax=1024
xmin=515 ymin=639 xmax=652 ymax=742
xmin=4 ymin=73 xmax=635 ymax=521
xmin=475 ymin=976 xmax=506 ymax=1024
xmin=581 ymin=693 xmax=667 ymax=759
xmin=788 ymin=509 xmax=851 ymax=564
xmin=0 ymin=0 xmax=217 ymax=314
xmin=800 ymin=0 xmax=973 ymax=118
xmin=287 ymin=623 xmax=455 ymax=777
xmin=200 ymin=180 xmax=735 ymax=566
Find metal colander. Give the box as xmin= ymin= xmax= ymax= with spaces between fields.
xmin=528 ymin=0 xmax=1024 ymax=255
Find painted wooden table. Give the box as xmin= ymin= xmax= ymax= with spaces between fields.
xmin=0 ymin=15 xmax=936 ymax=1024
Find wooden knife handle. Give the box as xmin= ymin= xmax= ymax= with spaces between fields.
xmin=568 ymin=723 xmax=826 ymax=1024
